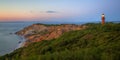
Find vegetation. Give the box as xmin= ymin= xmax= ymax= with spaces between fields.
xmin=35 ymin=23 xmax=61 ymax=26
xmin=0 ymin=23 xmax=120 ymax=60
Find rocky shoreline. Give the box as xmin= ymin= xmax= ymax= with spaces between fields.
xmin=15 ymin=23 xmax=87 ymax=46
xmin=15 ymin=36 xmax=25 ymax=48
xmin=14 ymin=36 xmax=26 ymax=47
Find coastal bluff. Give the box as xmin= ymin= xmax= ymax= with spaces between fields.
xmin=15 ymin=23 xmax=87 ymax=46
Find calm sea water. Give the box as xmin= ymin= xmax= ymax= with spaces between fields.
xmin=0 ymin=22 xmax=36 ymax=56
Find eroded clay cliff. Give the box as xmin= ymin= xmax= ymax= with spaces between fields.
xmin=16 ymin=23 xmax=87 ymax=46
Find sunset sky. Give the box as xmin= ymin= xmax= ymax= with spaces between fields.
xmin=0 ymin=0 xmax=120 ymax=23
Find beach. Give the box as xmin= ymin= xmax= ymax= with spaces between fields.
xmin=15 ymin=36 xmax=25 ymax=49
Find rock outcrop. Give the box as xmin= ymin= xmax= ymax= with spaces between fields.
xmin=16 ymin=23 xmax=87 ymax=46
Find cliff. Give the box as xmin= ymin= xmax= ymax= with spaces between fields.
xmin=16 ymin=23 xmax=87 ymax=46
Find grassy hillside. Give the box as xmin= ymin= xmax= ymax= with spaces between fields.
xmin=0 ymin=23 xmax=120 ymax=60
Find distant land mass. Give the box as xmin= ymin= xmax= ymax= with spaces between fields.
xmin=0 ymin=22 xmax=120 ymax=60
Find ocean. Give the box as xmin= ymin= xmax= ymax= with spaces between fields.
xmin=0 ymin=22 xmax=36 ymax=56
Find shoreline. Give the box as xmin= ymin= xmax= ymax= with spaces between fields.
xmin=15 ymin=36 xmax=25 ymax=49
xmin=0 ymin=34 xmax=26 ymax=56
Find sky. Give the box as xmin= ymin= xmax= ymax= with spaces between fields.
xmin=0 ymin=0 xmax=120 ymax=23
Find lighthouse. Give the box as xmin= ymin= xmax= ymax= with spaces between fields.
xmin=101 ymin=14 xmax=105 ymax=25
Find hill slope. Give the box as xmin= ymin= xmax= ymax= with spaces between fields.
xmin=15 ymin=24 xmax=86 ymax=46
xmin=0 ymin=23 xmax=120 ymax=60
